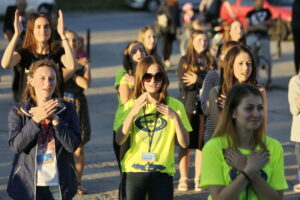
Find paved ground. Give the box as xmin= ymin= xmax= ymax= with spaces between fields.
xmin=0 ymin=11 xmax=300 ymax=200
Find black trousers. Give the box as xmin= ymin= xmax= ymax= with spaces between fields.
xmin=162 ymin=33 xmax=176 ymax=61
xmin=125 ymin=172 xmax=173 ymax=200
xmin=113 ymin=131 xmax=130 ymax=200
xmin=292 ymin=27 xmax=300 ymax=74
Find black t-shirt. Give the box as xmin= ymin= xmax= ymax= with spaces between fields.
xmin=246 ymin=8 xmax=272 ymax=35
xmin=292 ymin=1 xmax=300 ymax=29
xmin=204 ymin=0 xmax=225 ymax=21
xmin=16 ymin=48 xmax=65 ymax=97
xmin=64 ymin=67 xmax=84 ymax=95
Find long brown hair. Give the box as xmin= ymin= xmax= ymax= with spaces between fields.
xmin=221 ymin=45 xmax=257 ymax=96
xmin=213 ymin=83 xmax=266 ymax=150
xmin=22 ymin=13 xmax=56 ymax=53
xmin=223 ymin=20 xmax=246 ymax=45
xmin=132 ymin=56 xmax=169 ymax=103
xmin=123 ymin=41 xmax=146 ymax=76
xmin=137 ymin=26 xmax=158 ymax=57
xmin=183 ymin=30 xmax=216 ymax=73
xmin=21 ymin=59 xmax=60 ymax=103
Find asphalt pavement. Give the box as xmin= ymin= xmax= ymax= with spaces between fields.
xmin=0 ymin=11 xmax=299 ymax=200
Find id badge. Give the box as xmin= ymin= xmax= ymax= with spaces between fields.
xmin=142 ymin=152 xmax=156 ymax=162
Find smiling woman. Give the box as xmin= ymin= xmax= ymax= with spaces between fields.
xmin=115 ymin=56 xmax=191 ymax=200
xmin=200 ymin=83 xmax=288 ymax=200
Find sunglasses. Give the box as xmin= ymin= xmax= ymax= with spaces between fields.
xmin=142 ymin=72 xmax=164 ymax=82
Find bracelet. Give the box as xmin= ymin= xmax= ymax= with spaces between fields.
xmin=240 ymin=171 xmax=251 ymax=182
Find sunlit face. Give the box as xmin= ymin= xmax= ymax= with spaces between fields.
xmin=66 ymin=32 xmax=78 ymax=52
xmin=233 ymin=52 xmax=252 ymax=83
xmin=29 ymin=66 xmax=57 ymax=101
xmin=33 ymin=17 xmax=51 ymax=43
xmin=230 ymin=21 xmax=244 ymax=42
xmin=193 ymin=34 xmax=208 ymax=54
xmin=254 ymin=0 xmax=263 ymax=9
xmin=143 ymin=64 xmax=163 ymax=94
xmin=143 ymin=29 xmax=157 ymax=52
xmin=233 ymin=94 xmax=263 ymax=131
xmin=130 ymin=43 xmax=146 ymax=63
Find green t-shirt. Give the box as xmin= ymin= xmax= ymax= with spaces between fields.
xmin=113 ymin=68 xmax=133 ymax=131
xmin=114 ymin=68 xmax=126 ymax=89
xmin=120 ymin=96 xmax=192 ymax=176
xmin=200 ymin=136 xmax=288 ymax=200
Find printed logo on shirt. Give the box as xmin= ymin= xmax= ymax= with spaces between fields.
xmin=132 ymin=162 xmax=166 ymax=172
xmin=135 ymin=113 xmax=167 ymax=132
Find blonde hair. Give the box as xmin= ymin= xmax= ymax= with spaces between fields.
xmin=22 ymin=59 xmax=60 ymax=103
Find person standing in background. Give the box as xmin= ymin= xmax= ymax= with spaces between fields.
xmin=2 ymin=0 xmax=28 ymax=100
xmin=64 ymin=30 xmax=92 ymax=195
xmin=156 ymin=0 xmax=180 ymax=68
xmin=288 ymin=69 xmax=300 ymax=192
xmin=292 ymin=0 xmax=300 ymax=74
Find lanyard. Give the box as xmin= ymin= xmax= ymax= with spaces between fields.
xmin=143 ymin=107 xmax=159 ymax=152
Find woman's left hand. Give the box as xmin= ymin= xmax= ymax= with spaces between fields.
xmin=57 ymin=10 xmax=65 ymax=38
xmin=155 ymin=103 xmax=178 ymax=119
xmin=223 ymin=148 xmax=247 ymax=171
xmin=49 ymin=114 xmax=60 ymax=126
xmin=182 ymin=72 xmax=197 ymax=86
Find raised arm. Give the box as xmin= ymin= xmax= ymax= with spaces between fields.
xmin=57 ymin=10 xmax=76 ymax=71
xmin=116 ymin=93 xmax=148 ymax=145
xmin=1 ymin=10 xmax=22 ymax=69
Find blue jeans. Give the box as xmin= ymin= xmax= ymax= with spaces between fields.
xmin=36 ymin=186 xmax=62 ymax=200
xmin=126 ymin=172 xmax=173 ymax=200
xmin=295 ymin=142 xmax=300 ymax=181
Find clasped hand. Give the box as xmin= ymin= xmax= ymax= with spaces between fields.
xmin=130 ymin=92 xmax=178 ymax=119
xmin=223 ymin=148 xmax=269 ymax=173
xmin=30 ymin=99 xmax=59 ymax=124
xmin=182 ymin=72 xmax=197 ymax=86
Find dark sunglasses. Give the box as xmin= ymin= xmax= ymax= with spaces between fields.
xmin=142 ymin=72 xmax=164 ymax=82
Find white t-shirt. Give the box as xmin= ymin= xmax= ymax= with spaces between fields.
xmin=36 ymin=120 xmax=59 ymax=186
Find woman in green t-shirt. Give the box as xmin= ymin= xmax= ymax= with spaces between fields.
xmin=201 ymin=83 xmax=288 ymax=200
xmin=116 ymin=56 xmax=191 ymax=200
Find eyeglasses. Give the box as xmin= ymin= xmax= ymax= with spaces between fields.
xmin=142 ymin=72 xmax=163 ymax=82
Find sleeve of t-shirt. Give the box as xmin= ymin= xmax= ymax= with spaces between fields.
xmin=120 ymin=75 xmax=130 ymax=88
xmin=267 ymin=138 xmax=288 ymax=190
xmin=172 ymin=99 xmax=193 ymax=132
xmin=200 ymin=138 xmax=226 ymax=188
xmin=116 ymin=99 xmax=135 ymax=131
xmin=288 ymin=77 xmax=300 ymax=116
xmin=208 ymin=86 xmax=221 ymax=128
xmin=114 ymin=69 xmax=126 ymax=89
xmin=266 ymin=9 xmax=272 ymax=20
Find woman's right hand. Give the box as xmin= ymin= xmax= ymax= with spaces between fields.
xmin=245 ymin=149 xmax=269 ymax=173
xmin=14 ymin=10 xmax=23 ymax=37
xmin=129 ymin=92 xmax=147 ymax=117
xmin=31 ymin=99 xmax=59 ymax=124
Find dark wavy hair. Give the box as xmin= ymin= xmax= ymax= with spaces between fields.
xmin=123 ymin=41 xmax=146 ymax=76
xmin=220 ymin=45 xmax=257 ymax=97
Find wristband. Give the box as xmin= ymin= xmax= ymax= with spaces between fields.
xmin=240 ymin=171 xmax=251 ymax=182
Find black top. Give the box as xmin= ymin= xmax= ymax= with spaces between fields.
xmin=16 ymin=48 xmax=65 ymax=97
xmin=246 ymin=8 xmax=272 ymax=35
xmin=64 ymin=67 xmax=84 ymax=95
xmin=178 ymin=56 xmax=208 ymax=114
xmin=3 ymin=6 xmax=26 ymax=39
xmin=204 ymin=0 xmax=225 ymax=21
xmin=157 ymin=2 xmax=180 ymax=34
xmin=292 ymin=0 xmax=300 ymax=29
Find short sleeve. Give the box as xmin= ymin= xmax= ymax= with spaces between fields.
xmin=267 ymin=139 xmax=288 ymax=190
xmin=52 ymin=48 xmax=64 ymax=63
xmin=114 ymin=69 xmax=126 ymax=89
xmin=200 ymin=138 xmax=226 ymax=188
xmin=174 ymin=99 xmax=193 ymax=132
